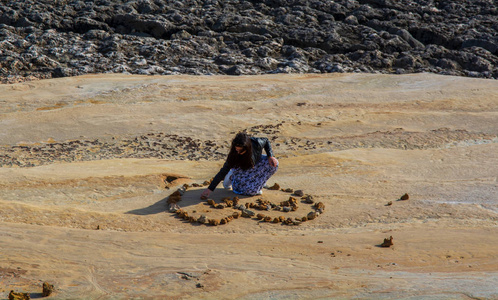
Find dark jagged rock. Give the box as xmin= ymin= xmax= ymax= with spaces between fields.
xmin=42 ymin=282 xmax=54 ymax=297
xmin=380 ymin=236 xmax=394 ymax=247
xmin=8 ymin=290 xmax=30 ymax=300
xmin=0 ymin=0 xmax=496 ymax=83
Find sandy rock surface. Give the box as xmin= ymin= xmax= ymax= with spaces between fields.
xmin=0 ymin=73 xmax=497 ymax=299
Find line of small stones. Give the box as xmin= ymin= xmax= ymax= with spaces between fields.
xmin=166 ymin=183 xmax=325 ymax=226
xmin=3 ymin=128 xmax=483 ymax=167
xmin=0 ymin=134 xmax=227 ymax=167
xmin=0 ymin=129 xmax=279 ymax=167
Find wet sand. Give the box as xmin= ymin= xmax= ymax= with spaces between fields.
xmin=1 ymin=73 xmax=497 ymax=299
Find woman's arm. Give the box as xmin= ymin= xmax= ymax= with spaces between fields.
xmin=261 ymin=137 xmax=274 ymax=158
xmin=260 ymin=138 xmax=278 ymax=166
xmin=205 ymin=160 xmax=231 ymax=193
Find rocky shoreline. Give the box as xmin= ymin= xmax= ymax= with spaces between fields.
xmin=1 ymin=0 xmax=497 ymax=83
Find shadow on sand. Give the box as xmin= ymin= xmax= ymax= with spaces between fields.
xmin=125 ymin=186 xmax=249 ymax=216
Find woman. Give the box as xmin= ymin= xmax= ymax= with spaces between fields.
xmin=200 ymin=132 xmax=278 ymax=198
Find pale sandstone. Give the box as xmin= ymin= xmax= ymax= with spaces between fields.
xmin=0 ymin=73 xmax=497 ymax=299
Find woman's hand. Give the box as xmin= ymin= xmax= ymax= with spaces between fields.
xmin=200 ymin=188 xmax=212 ymax=200
xmin=268 ymin=156 xmax=279 ymax=167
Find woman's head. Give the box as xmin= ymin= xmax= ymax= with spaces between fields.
xmin=232 ymin=132 xmax=250 ymax=150
xmin=227 ymin=132 xmax=253 ymax=170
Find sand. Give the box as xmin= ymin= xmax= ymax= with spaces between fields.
xmin=0 ymin=73 xmax=497 ymax=299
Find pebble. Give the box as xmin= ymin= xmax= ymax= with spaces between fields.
xmin=42 ymin=282 xmax=54 ymax=297
xmin=241 ymin=209 xmax=255 ymax=217
xmin=304 ymin=195 xmax=314 ymax=204
xmin=307 ymin=212 xmax=317 ymax=220
xmin=169 ymin=204 xmax=180 ymax=213
xmin=294 ymin=190 xmax=304 ymax=197
xmin=197 ymin=215 xmax=207 ymax=224
xmin=399 ymin=193 xmax=410 ymax=201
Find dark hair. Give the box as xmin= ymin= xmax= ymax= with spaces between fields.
xmin=227 ymin=132 xmax=253 ymax=170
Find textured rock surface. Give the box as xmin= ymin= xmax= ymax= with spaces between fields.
xmin=1 ymin=73 xmax=497 ymax=299
xmin=1 ymin=0 xmax=497 ymax=83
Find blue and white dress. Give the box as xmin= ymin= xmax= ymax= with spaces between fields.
xmin=208 ymin=137 xmax=278 ymax=196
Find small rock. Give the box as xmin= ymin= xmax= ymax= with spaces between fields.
xmin=292 ymin=220 xmax=302 ymax=225
xmin=8 ymin=291 xmax=30 ymax=300
xmin=223 ymin=199 xmax=234 ymax=207
xmin=293 ymin=190 xmax=304 ymax=197
xmin=167 ymin=190 xmax=182 ymax=204
xmin=386 ymin=201 xmax=393 ymax=206
xmin=304 ymin=195 xmax=314 ymax=204
xmin=169 ymin=203 xmax=180 ymax=212
xmin=307 ymin=212 xmax=317 ymax=220
xmin=267 ymin=183 xmax=280 ymax=190
xmin=208 ymin=219 xmax=220 ymax=226
xmin=42 ymin=282 xmax=54 ymax=297
xmin=313 ymin=202 xmax=325 ymax=210
xmin=399 ymin=193 xmax=409 ymax=200
xmin=197 ymin=215 xmax=207 ymax=224
xmin=380 ymin=236 xmax=394 ymax=247
xmin=177 ymin=186 xmax=186 ymax=195
xmin=241 ymin=209 xmax=255 ymax=218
